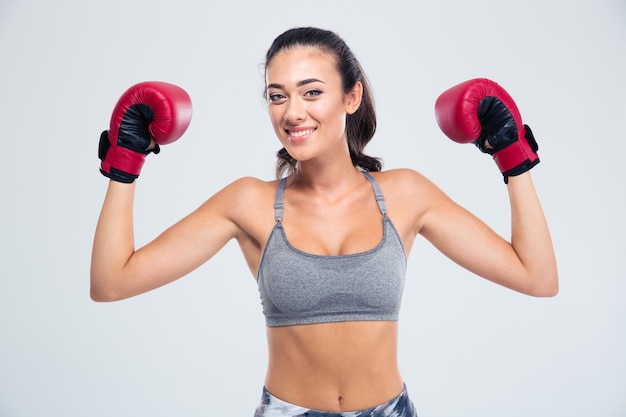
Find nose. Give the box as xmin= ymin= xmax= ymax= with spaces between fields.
xmin=284 ymin=97 xmax=305 ymax=123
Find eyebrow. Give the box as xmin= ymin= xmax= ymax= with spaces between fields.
xmin=267 ymin=78 xmax=325 ymax=90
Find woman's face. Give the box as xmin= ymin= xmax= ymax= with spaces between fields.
xmin=265 ymin=46 xmax=361 ymax=164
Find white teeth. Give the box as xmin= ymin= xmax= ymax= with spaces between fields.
xmin=289 ymin=129 xmax=314 ymax=138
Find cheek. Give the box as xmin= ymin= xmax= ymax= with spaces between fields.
xmin=312 ymin=102 xmax=346 ymax=127
xmin=321 ymin=106 xmax=347 ymax=132
xmin=268 ymin=107 xmax=283 ymax=129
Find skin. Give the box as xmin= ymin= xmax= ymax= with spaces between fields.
xmin=90 ymin=46 xmax=558 ymax=412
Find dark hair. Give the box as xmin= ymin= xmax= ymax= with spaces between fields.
xmin=264 ymin=27 xmax=382 ymax=178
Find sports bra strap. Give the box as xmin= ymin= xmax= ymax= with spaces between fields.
xmin=273 ymin=171 xmax=387 ymax=223
xmin=361 ymin=170 xmax=388 ymax=216
xmin=274 ymin=177 xmax=287 ymax=223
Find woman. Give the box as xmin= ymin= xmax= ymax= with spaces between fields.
xmin=91 ymin=27 xmax=558 ymax=416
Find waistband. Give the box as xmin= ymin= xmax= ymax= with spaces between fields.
xmin=253 ymin=384 xmax=417 ymax=417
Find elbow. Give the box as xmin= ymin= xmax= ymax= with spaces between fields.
xmin=547 ymin=280 xmax=559 ymax=297
xmin=534 ymin=284 xmax=559 ymax=298
xmin=90 ymin=288 xmax=112 ymax=302
xmin=528 ymin=273 xmax=559 ymax=298
xmin=90 ymin=275 xmax=124 ymax=302
xmin=90 ymin=286 xmax=118 ymax=302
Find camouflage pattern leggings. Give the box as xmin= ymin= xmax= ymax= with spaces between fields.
xmin=254 ymin=384 xmax=417 ymax=417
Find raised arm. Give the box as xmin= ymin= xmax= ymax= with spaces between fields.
xmin=91 ymin=181 xmax=241 ymax=302
xmin=421 ymin=78 xmax=558 ymax=296
xmin=90 ymin=82 xmax=238 ymax=302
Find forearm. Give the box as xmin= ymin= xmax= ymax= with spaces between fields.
xmin=90 ymin=180 xmax=136 ymax=301
xmin=507 ymin=173 xmax=558 ymax=296
xmin=90 ymin=82 xmax=193 ymax=301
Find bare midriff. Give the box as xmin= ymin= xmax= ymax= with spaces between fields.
xmin=264 ymin=320 xmax=404 ymax=412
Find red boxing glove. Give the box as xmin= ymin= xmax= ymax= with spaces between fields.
xmin=434 ymin=78 xmax=539 ymax=183
xmin=98 ymin=81 xmax=193 ymax=183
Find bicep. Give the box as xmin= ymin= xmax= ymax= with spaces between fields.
xmin=111 ymin=191 xmax=240 ymax=300
xmin=418 ymin=190 xmax=529 ymax=293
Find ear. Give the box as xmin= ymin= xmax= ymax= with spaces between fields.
xmin=345 ymin=81 xmax=363 ymax=115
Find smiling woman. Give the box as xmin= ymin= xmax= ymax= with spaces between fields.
xmin=90 ymin=26 xmax=557 ymax=416
xmin=265 ymin=47 xmax=362 ymax=170
xmin=264 ymin=27 xmax=380 ymax=180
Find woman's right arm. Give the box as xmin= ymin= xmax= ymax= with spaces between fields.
xmin=92 ymin=81 xmax=237 ymax=301
xmin=90 ymin=179 xmax=242 ymax=302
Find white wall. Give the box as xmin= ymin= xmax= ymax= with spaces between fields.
xmin=0 ymin=0 xmax=624 ymax=416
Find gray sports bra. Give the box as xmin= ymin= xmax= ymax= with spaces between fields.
xmin=256 ymin=171 xmax=407 ymax=327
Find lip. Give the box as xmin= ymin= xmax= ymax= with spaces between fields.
xmin=286 ymin=127 xmax=316 ymax=143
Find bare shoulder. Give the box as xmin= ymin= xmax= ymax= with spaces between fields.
xmin=368 ymin=168 xmax=452 ymax=241
xmin=219 ymin=176 xmax=278 ymax=199
xmin=203 ymin=176 xmax=277 ymax=216
xmin=371 ymin=168 xmax=445 ymax=203
xmin=201 ymin=176 xmax=278 ymax=240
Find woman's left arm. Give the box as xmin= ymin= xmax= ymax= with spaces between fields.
xmin=418 ymin=170 xmax=558 ymax=297
xmin=505 ymin=172 xmax=558 ymax=295
xmin=420 ymin=78 xmax=558 ymax=296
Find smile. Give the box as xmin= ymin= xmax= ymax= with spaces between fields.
xmin=287 ymin=128 xmax=315 ymax=141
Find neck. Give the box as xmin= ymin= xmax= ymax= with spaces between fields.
xmin=291 ymin=158 xmax=364 ymax=194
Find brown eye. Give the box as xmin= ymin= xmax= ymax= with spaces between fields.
xmin=268 ymin=93 xmax=286 ymax=103
xmin=305 ymin=89 xmax=322 ymax=97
